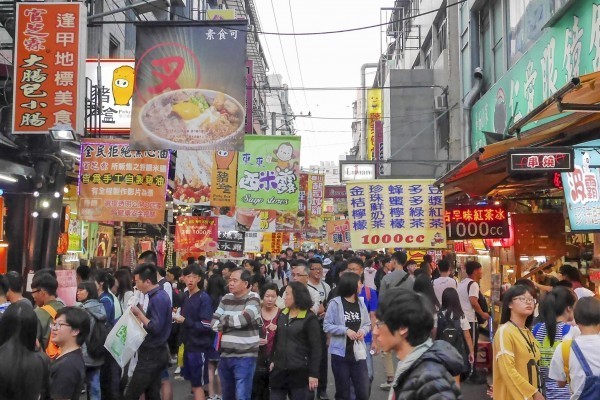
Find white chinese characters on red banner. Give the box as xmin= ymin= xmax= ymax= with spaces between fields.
xmin=13 ymin=2 xmax=86 ymax=134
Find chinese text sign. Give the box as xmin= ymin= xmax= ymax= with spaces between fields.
xmin=211 ymin=151 xmax=238 ymax=207
xmin=346 ymin=179 xmax=446 ymax=250
xmin=326 ymin=220 xmax=351 ymax=251
xmin=445 ymin=204 xmax=509 ymax=239
xmin=175 ymin=216 xmax=218 ymax=252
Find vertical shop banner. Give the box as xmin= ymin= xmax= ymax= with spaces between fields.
xmin=67 ymin=218 xmax=82 ymax=252
xmin=326 ymin=220 xmax=351 ymax=251
xmin=173 ymin=150 xmax=213 ymax=206
xmin=130 ymin=21 xmax=247 ymax=151
xmin=85 ymin=59 xmax=135 ymax=134
xmin=299 ymin=173 xmax=308 ymax=215
xmin=244 ymin=231 xmax=263 ymax=253
xmin=175 ymin=216 xmax=218 ymax=252
xmin=262 ymin=232 xmax=283 ymax=254
xmin=366 ymin=89 xmax=382 ymax=160
xmin=13 ymin=2 xmax=87 ymax=134
xmin=218 ymin=231 xmax=245 ymax=252
xmin=305 ymin=174 xmax=325 ymax=238
xmin=94 ymin=224 xmax=114 ymax=257
xmin=346 ymin=179 xmax=446 ymax=250
xmin=211 ymin=151 xmax=238 ymax=207
xmin=245 ymin=60 xmax=254 ymax=134
xmin=236 ymin=136 xmax=301 ymax=210
xmin=78 ymin=140 xmax=169 ymax=224
xmin=562 ymin=139 xmax=600 ymax=230
xmin=374 ymin=120 xmax=386 ymax=176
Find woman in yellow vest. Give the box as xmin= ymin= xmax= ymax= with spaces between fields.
xmin=493 ymin=285 xmax=544 ymax=400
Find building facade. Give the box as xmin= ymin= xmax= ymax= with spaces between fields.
xmin=265 ymin=74 xmax=295 ymax=135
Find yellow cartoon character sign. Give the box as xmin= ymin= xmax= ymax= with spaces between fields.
xmin=112 ymin=65 xmax=135 ymax=106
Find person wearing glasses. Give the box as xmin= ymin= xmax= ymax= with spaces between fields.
xmin=49 ymin=306 xmax=90 ymax=400
xmin=31 ymin=273 xmax=65 ymax=354
xmin=281 ymin=260 xmax=321 ymax=315
xmin=493 ymin=285 xmax=544 ymax=400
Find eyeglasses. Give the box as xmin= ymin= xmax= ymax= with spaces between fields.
xmin=31 ymin=289 xmax=40 ymax=295
xmin=291 ymin=273 xmax=308 ymax=278
xmin=514 ymin=296 xmax=536 ymax=305
xmin=50 ymin=322 xmax=71 ymax=330
xmin=310 ymin=268 xmax=323 ymax=271
xmin=374 ymin=320 xmax=386 ymax=328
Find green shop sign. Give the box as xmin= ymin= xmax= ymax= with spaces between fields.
xmin=471 ymin=0 xmax=600 ymax=151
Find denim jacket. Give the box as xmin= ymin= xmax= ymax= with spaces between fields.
xmin=323 ymin=296 xmax=371 ymax=358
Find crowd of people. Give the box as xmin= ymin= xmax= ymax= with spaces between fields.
xmin=0 ymin=247 xmax=598 ymax=400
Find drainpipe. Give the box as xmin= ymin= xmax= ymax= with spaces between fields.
xmin=361 ymin=63 xmax=379 ymax=160
xmin=462 ymin=67 xmax=483 ymax=159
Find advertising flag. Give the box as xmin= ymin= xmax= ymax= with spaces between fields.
xmin=366 ymin=89 xmax=382 ymax=160
xmin=175 ymin=216 xmax=218 ymax=252
xmin=173 ymin=150 xmax=213 ymax=206
xmin=211 ymin=151 xmax=238 ymax=207
xmin=78 ymin=140 xmax=169 ymax=224
xmin=305 ymin=174 xmax=325 ymax=238
xmin=326 ymin=220 xmax=351 ymax=251
xmin=236 ymin=136 xmax=301 ymax=211
xmin=13 ymin=2 xmax=87 ymax=134
xmin=346 ymin=179 xmax=446 ymax=250
xmin=130 ymin=21 xmax=247 ymax=150
xmin=85 ymin=59 xmax=135 ymax=134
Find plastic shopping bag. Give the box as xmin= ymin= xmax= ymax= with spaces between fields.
xmin=353 ymin=340 xmax=367 ymax=361
xmin=104 ymin=306 xmax=147 ymax=368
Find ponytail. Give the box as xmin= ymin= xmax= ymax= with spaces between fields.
xmin=538 ymin=286 xmax=577 ymax=346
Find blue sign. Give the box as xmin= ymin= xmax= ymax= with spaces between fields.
xmin=562 ymin=140 xmax=600 ymax=231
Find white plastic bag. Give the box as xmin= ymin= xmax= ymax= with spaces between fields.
xmin=104 ymin=306 xmax=147 ymax=368
xmin=353 ymin=340 xmax=367 ymax=361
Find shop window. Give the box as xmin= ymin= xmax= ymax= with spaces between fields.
xmin=508 ymin=0 xmax=553 ymax=66
xmin=479 ymin=0 xmax=507 ymax=92
xmin=459 ymin=3 xmax=471 ymax=98
xmin=109 ymin=35 xmax=120 ymax=59
xmin=437 ymin=15 xmax=447 ymax=55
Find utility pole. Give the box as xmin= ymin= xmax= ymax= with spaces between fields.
xmin=271 ymin=111 xmax=276 ymax=136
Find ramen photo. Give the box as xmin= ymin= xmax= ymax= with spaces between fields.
xmin=140 ymin=89 xmax=244 ymax=148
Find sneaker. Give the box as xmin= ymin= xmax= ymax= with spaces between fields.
xmin=380 ymin=381 xmax=393 ymax=390
xmin=174 ymin=366 xmax=181 ymax=374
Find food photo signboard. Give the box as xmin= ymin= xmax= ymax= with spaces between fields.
xmin=130 ymin=21 xmax=247 ymax=150
xmin=173 ymin=150 xmax=212 ymax=206
xmin=175 ymin=216 xmax=218 ymax=252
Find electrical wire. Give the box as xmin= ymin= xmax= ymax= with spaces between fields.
xmin=269 ymin=0 xmax=299 ymax=107
xmin=92 ymin=0 xmax=467 ymax=37
xmin=275 ymin=112 xmax=438 ymax=121
xmin=287 ymin=0 xmax=310 ymax=116
xmin=251 ymin=85 xmax=447 ymax=91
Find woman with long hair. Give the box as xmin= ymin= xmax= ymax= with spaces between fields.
xmin=414 ymin=271 xmax=440 ymax=310
xmin=114 ymin=269 xmax=133 ymax=311
xmin=532 ymin=286 xmax=576 ymax=399
xmin=493 ymin=285 xmax=544 ymax=400
xmin=324 ymin=273 xmax=371 ymax=400
xmin=270 ymin=282 xmax=321 ymax=400
xmin=438 ymin=287 xmax=475 ymax=385
xmin=0 ymin=302 xmax=50 ymax=400
xmin=252 ymin=283 xmax=280 ymax=400
xmin=76 ymin=280 xmax=107 ymax=400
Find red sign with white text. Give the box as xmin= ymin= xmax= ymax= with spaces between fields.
xmin=175 ymin=216 xmax=219 ymax=252
xmin=445 ymin=204 xmax=509 ymax=239
xmin=13 ymin=2 xmax=86 ymax=134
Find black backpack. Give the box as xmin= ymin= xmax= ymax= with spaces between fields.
xmin=436 ymin=311 xmax=465 ymax=355
xmin=87 ymin=314 xmax=110 ymax=359
xmin=467 ymin=281 xmax=489 ymax=324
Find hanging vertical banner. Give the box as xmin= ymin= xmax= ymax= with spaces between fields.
xmin=175 ymin=216 xmax=219 ymax=252
xmin=217 ymin=231 xmax=245 ymax=252
xmin=13 ymin=2 xmax=87 ymax=134
xmin=346 ymin=179 xmax=446 ymax=249
xmin=366 ymin=89 xmax=382 ymax=160
xmin=236 ymin=136 xmax=301 ymax=210
xmin=94 ymin=224 xmax=114 ymax=257
xmin=306 ymin=174 xmax=325 ymax=238
xmin=262 ymin=232 xmax=283 ymax=254
xmin=326 ymin=220 xmax=351 ymax=251
xmin=374 ymin=120 xmax=386 ymax=176
xmin=299 ymin=173 xmax=308 ymax=215
xmin=245 ymin=60 xmax=254 ymax=134
xmin=78 ymin=139 xmax=169 ymax=224
xmin=211 ymin=151 xmax=238 ymax=207
xmin=85 ymin=59 xmax=135 ymax=134
xmin=173 ymin=150 xmax=213 ymax=206
xmin=67 ymin=218 xmax=82 ymax=252
xmin=130 ymin=21 xmax=247 ymax=150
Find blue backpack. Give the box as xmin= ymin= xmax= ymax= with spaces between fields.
xmin=571 ymin=340 xmax=600 ymax=400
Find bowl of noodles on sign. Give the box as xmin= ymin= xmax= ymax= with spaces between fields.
xmin=139 ymin=89 xmax=245 ymax=149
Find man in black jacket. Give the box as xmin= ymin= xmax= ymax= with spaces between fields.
xmin=374 ymin=289 xmax=464 ymax=400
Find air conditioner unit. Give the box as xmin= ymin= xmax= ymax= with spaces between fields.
xmin=434 ymin=95 xmax=448 ymax=111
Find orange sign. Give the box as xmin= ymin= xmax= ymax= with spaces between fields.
xmin=78 ymin=139 xmax=169 ymax=224
xmin=326 ymin=220 xmax=351 ymax=251
xmin=262 ymin=232 xmax=283 ymax=254
xmin=211 ymin=151 xmax=238 ymax=207
xmin=13 ymin=2 xmax=86 ymax=134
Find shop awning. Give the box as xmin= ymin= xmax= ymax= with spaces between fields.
xmin=436 ymin=71 xmax=600 ymax=199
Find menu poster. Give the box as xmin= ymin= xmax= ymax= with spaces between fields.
xmin=175 ymin=216 xmax=219 ymax=252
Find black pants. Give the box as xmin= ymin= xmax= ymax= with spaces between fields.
xmin=317 ymin=324 xmax=328 ymax=395
xmin=469 ymin=322 xmax=479 ymax=373
xmin=100 ymin=354 xmax=121 ymax=400
xmin=123 ymin=345 xmax=169 ymax=400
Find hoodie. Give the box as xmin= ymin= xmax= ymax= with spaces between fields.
xmin=392 ymin=340 xmax=464 ymax=400
xmin=80 ymin=299 xmax=107 ymax=367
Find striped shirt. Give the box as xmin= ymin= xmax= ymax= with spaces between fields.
xmin=533 ymin=322 xmax=572 ymax=400
xmin=211 ymin=291 xmax=261 ymax=358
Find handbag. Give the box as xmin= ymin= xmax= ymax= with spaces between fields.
xmin=104 ymin=307 xmax=147 ymax=368
xmin=353 ymin=340 xmax=367 ymax=361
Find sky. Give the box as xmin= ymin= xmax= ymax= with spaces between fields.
xmin=254 ymin=0 xmax=392 ymax=168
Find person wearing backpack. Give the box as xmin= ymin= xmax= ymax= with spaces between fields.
xmin=95 ymin=271 xmax=120 ymax=400
xmin=76 ymin=281 xmax=107 ymax=400
xmin=533 ymin=286 xmax=576 ymax=399
xmin=31 ymin=273 xmax=65 ymax=359
xmin=437 ymin=287 xmax=474 ymax=385
xmin=549 ymin=296 xmax=600 ymax=400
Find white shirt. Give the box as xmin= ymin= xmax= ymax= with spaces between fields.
xmin=363 ymin=267 xmax=377 ymax=290
xmin=574 ymin=287 xmax=595 ymax=299
xmin=433 ymin=276 xmax=457 ymax=306
xmin=457 ymin=278 xmax=478 ymax=323
xmin=549 ymin=335 xmax=600 ymax=399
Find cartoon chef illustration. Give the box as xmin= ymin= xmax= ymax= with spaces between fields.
xmin=112 ymin=65 xmax=135 ymax=106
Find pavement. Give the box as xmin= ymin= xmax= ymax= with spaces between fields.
xmin=164 ymin=352 xmax=489 ymax=399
